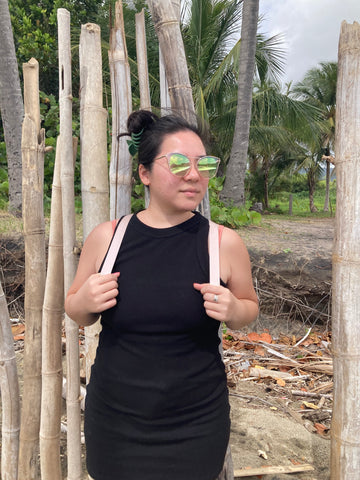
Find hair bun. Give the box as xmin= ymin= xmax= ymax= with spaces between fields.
xmin=127 ymin=110 xmax=159 ymax=135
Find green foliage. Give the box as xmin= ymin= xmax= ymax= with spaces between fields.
xmin=208 ymin=177 xmax=261 ymax=227
xmin=131 ymin=182 xmax=146 ymax=213
xmin=9 ymin=0 xmax=104 ymax=95
xmin=38 ymin=92 xmax=81 ymax=209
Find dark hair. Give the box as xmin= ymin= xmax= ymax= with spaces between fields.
xmin=124 ymin=110 xmax=203 ymax=169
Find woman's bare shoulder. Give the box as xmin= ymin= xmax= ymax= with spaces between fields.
xmin=221 ymin=226 xmax=249 ymax=253
xmin=81 ymin=220 xmax=115 ymax=271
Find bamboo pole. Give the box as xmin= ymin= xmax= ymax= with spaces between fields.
xmin=331 ymin=21 xmax=360 ymax=480
xmin=135 ymin=8 xmax=151 ymax=207
xmin=80 ymin=23 xmax=109 ymax=238
xmin=108 ymin=0 xmax=132 ymax=220
xmin=0 ymin=280 xmax=20 ymax=480
xmin=147 ymin=0 xmax=196 ymax=125
xmin=135 ymin=9 xmax=151 ymax=111
xmin=159 ymin=47 xmax=171 ymax=115
xmin=57 ymin=8 xmax=82 ymax=480
xmin=39 ymin=137 xmax=64 ymax=480
xmin=147 ymin=0 xmax=210 ymax=219
xmin=18 ymin=57 xmax=46 ymax=480
xmin=79 ymin=22 xmax=110 ymax=383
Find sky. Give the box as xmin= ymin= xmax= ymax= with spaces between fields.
xmin=258 ymin=0 xmax=360 ymax=85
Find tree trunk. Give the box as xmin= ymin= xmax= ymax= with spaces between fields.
xmin=221 ymin=0 xmax=259 ymax=206
xmin=147 ymin=0 xmax=196 ymax=125
xmin=147 ymin=0 xmax=210 ymax=217
xmin=58 ymin=8 xmax=82 ymax=480
xmin=80 ymin=22 xmax=110 ymax=383
xmin=39 ymin=137 xmax=63 ymax=480
xmin=263 ymin=158 xmax=270 ymax=210
xmin=108 ymin=0 xmax=132 ymax=220
xmin=0 ymin=0 xmax=24 ymax=213
xmin=308 ymin=173 xmax=318 ymax=213
xmin=0 ymin=280 xmax=20 ymax=480
xmin=331 ymin=21 xmax=360 ymax=480
xmin=18 ymin=58 xmax=46 ymax=480
xmin=136 ymin=9 xmax=151 ymax=111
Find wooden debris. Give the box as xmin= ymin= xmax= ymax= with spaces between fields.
xmin=234 ymin=463 xmax=314 ymax=477
xmin=223 ymin=328 xmax=333 ymax=437
xmin=249 ymin=366 xmax=294 ymax=380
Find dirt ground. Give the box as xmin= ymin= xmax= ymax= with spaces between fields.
xmin=227 ymin=216 xmax=334 ymax=479
xmin=1 ymin=214 xmax=335 ymax=479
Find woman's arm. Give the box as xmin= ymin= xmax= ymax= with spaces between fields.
xmin=65 ymin=221 xmax=120 ymax=327
xmin=193 ymin=226 xmax=259 ymax=330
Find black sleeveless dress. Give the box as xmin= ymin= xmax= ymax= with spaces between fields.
xmin=85 ymin=212 xmax=230 ymax=480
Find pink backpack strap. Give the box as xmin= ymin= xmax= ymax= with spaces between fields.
xmin=218 ymin=225 xmax=224 ymax=243
xmin=100 ymin=214 xmax=133 ymax=274
xmin=209 ymin=220 xmax=220 ymax=286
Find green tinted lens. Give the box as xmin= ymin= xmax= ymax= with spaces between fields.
xmin=168 ymin=153 xmax=191 ymax=176
xmin=197 ymin=156 xmax=219 ymax=178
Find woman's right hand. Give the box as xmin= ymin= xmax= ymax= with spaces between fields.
xmin=77 ymin=272 xmax=120 ymax=314
xmin=65 ymin=272 xmax=120 ymax=326
xmin=64 ymin=220 xmax=118 ymax=326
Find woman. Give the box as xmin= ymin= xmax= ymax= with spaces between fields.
xmin=65 ymin=110 xmax=259 ymax=480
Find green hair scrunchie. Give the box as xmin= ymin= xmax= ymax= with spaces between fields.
xmin=126 ymin=129 xmax=143 ymax=156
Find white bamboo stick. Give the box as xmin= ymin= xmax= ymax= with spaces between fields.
xmin=18 ymin=58 xmax=46 ymax=480
xmin=135 ymin=9 xmax=151 ymax=111
xmin=39 ymin=137 xmax=64 ymax=480
xmin=108 ymin=0 xmax=133 ymax=220
xmin=331 ymin=20 xmax=360 ymax=480
xmin=79 ymin=22 xmax=109 ymax=383
xmin=58 ymin=8 xmax=82 ymax=480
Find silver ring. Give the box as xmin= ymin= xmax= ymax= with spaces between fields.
xmin=214 ymin=294 xmax=219 ymax=303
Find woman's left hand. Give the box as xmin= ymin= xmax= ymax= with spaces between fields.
xmin=193 ymin=282 xmax=238 ymax=323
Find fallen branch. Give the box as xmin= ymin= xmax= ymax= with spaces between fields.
xmin=291 ymin=390 xmax=332 ymax=399
xmin=234 ymin=463 xmax=314 ymax=477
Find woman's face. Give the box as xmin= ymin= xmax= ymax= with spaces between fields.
xmin=139 ymin=130 xmax=209 ymax=215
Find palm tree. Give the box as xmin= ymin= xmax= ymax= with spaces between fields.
xmin=248 ymin=79 xmax=323 ymax=209
xmin=181 ymin=0 xmax=286 ymax=162
xmin=221 ymin=0 xmax=259 ymax=206
xmin=181 ymin=0 xmax=243 ymax=129
xmin=292 ymin=62 xmax=337 ymax=211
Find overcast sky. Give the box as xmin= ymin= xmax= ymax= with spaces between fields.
xmin=258 ymin=0 xmax=360 ymax=85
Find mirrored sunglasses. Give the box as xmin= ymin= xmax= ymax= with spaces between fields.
xmin=156 ymin=152 xmax=220 ymax=179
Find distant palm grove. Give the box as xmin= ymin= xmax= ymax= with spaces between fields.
xmin=0 ymin=0 xmax=337 ymax=220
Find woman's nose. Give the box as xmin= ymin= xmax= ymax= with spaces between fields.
xmin=184 ymin=160 xmax=201 ymax=180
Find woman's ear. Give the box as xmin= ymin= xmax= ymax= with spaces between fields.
xmin=139 ymin=164 xmax=150 ymax=186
